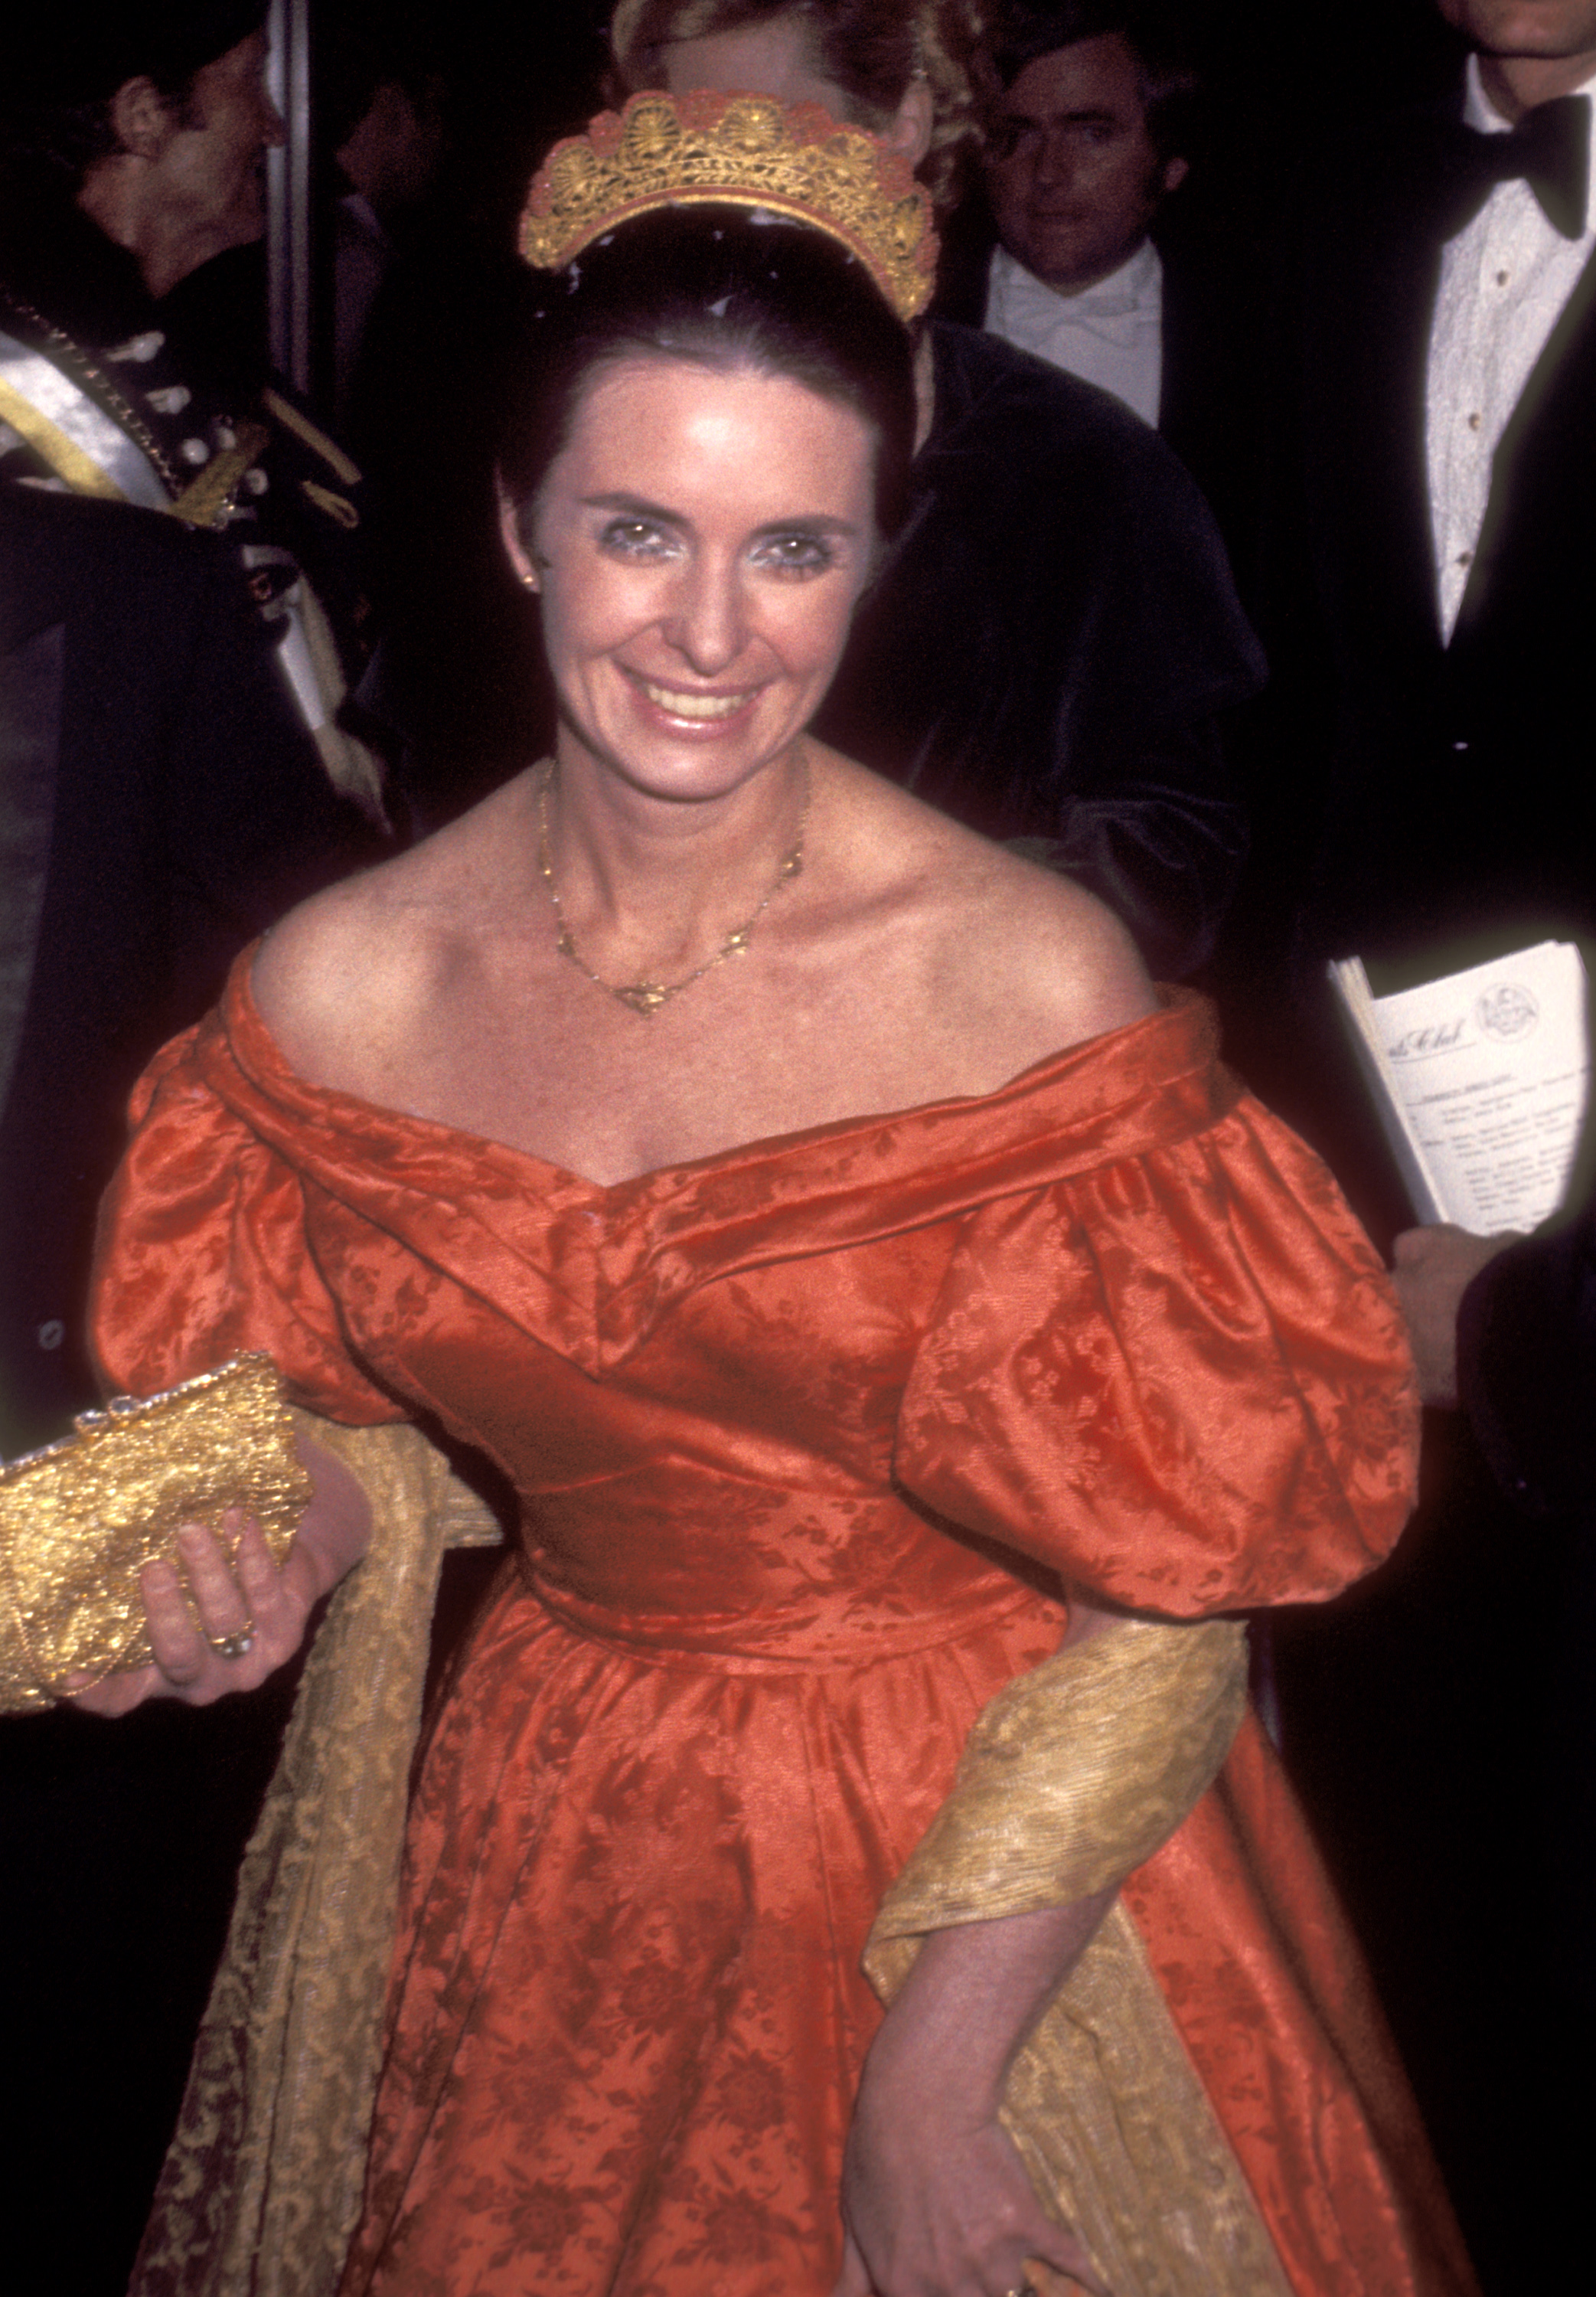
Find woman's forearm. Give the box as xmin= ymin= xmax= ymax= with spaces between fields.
xmin=831 ymin=1596 xmax=1132 ymax=2296
xmin=837 ymin=1887 xmax=1119 ymax=2297
xmin=290 ymin=1429 xmax=376 ymax=1596
xmin=868 ymin=1590 xmax=1124 ymax=2095
xmin=863 ymin=1888 xmax=1117 ymax=2113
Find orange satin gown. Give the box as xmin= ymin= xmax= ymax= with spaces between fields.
xmin=94 ymin=965 xmax=1474 ymax=2297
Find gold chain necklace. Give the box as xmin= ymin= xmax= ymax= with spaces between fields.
xmin=536 ymin=757 xmax=809 ymax=1017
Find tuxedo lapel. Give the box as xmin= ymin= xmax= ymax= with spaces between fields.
xmin=1454 ymin=237 xmax=1596 ymax=641
xmin=1298 ymin=113 xmax=1464 ymax=657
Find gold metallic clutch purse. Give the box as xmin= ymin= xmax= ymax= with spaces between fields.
xmin=0 ymin=1354 xmax=310 ymax=1712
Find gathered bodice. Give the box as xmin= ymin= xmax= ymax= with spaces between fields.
xmin=92 ymin=956 xmax=1418 ymax=1667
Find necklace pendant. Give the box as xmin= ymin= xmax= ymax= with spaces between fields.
xmin=615 ymin=981 xmax=672 ymax=1017
xmin=535 ymin=755 xmax=810 ymax=1020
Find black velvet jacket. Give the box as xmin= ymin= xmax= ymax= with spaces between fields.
xmin=813 ymin=322 xmax=1265 ymax=980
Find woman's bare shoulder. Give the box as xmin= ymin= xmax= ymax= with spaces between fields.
xmin=253 ymin=772 xmax=540 ymax=1077
xmin=962 ymin=845 xmax=1156 ymax=1035
xmin=827 ymin=756 xmax=1157 ymax=1057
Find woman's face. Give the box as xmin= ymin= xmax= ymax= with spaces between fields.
xmin=508 ymin=355 xmax=876 ymax=803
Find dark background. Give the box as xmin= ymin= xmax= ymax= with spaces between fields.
xmin=321 ymin=0 xmax=1467 ymax=283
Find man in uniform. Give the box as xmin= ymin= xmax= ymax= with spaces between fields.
xmin=1 ymin=5 xmax=386 ymax=820
xmin=1 ymin=22 xmax=393 ymax=2272
xmin=0 ymin=473 xmax=389 ymax=2296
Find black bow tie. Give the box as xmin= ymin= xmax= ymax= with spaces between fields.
xmin=1443 ymin=93 xmax=1591 ymax=240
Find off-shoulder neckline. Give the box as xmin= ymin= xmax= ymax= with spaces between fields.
xmin=227 ymin=952 xmax=1216 ymax=1200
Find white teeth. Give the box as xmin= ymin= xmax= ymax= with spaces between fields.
xmin=638 ymin=678 xmax=746 ymax=720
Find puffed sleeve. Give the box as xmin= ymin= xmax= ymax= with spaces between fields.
xmin=91 ymin=1013 xmax=402 ymax=1425
xmin=896 ymin=1094 xmax=1418 ymax=1615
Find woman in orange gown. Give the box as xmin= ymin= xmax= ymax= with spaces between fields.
xmin=86 ymin=99 xmax=1475 ymax=2297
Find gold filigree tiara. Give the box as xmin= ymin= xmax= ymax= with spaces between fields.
xmin=519 ymin=90 xmax=938 ymax=323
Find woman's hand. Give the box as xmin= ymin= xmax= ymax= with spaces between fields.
xmin=66 ymin=1433 xmax=371 ymax=1714
xmin=831 ymin=1899 xmax=1115 ymax=2297
xmin=833 ymin=2079 xmax=1108 ymax=2297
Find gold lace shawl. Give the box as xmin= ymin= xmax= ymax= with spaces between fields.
xmin=129 ymin=1420 xmax=1280 ymax=2297
xmin=865 ymin=1619 xmax=1292 ymax=2297
xmin=129 ymin=1416 xmax=502 ymax=2297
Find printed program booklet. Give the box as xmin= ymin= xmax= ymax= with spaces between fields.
xmin=1327 ymin=940 xmax=1589 ymax=1233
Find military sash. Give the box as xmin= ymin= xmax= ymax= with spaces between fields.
xmin=0 ymin=330 xmax=171 ymax=511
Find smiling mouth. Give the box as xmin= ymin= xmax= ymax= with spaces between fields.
xmin=635 ymin=676 xmax=754 ymax=721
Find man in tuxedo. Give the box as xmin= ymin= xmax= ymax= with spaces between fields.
xmin=978 ymin=5 xmax=1259 ymax=564
xmin=1235 ymin=8 xmax=1596 ymax=2287
xmin=1244 ymin=0 xmax=1596 ymax=1246
xmin=981 ymin=5 xmax=1193 ymax=428
xmin=1264 ymin=0 xmax=1596 ymax=1055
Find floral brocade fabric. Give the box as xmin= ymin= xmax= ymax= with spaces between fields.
xmin=94 ymin=963 xmax=1451 ymax=2297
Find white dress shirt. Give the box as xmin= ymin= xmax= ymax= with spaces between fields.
xmin=984 ymin=239 xmax=1164 ymax=426
xmin=1426 ymin=56 xmax=1596 ymax=640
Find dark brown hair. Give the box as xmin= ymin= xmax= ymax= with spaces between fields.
xmin=501 ymin=203 xmax=917 ymax=549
